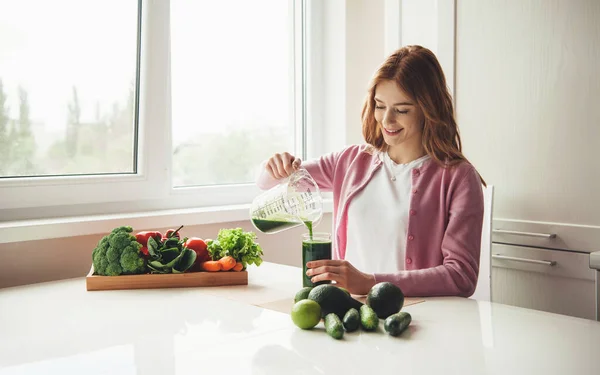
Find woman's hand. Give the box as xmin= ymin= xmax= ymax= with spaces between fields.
xmin=306 ymin=259 xmax=376 ymax=295
xmin=265 ymin=152 xmax=301 ymax=179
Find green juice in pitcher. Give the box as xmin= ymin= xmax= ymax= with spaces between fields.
xmin=249 ymin=168 xmax=323 ymax=235
xmin=302 ymin=233 xmax=332 ymax=287
xmin=251 ymin=218 xmax=316 ymax=235
xmin=251 ymin=218 xmax=299 ymax=233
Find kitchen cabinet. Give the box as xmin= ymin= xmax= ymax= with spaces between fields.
xmin=491 ymin=243 xmax=596 ymax=320
xmin=590 ymin=251 xmax=600 ymax=320
xmin=455 ymin=0 xmax=600 ymax=317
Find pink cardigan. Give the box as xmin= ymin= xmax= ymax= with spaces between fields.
xmin=257 ymin=144 xmax=484 ymax=297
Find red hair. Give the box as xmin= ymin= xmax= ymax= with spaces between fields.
xmin=361 ymin=45 xmax=484 ymax=184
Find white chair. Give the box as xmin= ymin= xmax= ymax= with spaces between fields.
xmin=471 ymin=185 xmax=494 ymax=301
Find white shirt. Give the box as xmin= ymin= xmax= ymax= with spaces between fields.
xmin=344 ymin=152 xmax=430 ymax=274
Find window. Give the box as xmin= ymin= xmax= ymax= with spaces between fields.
xmin=0 ymin=0 xmax=311 ymax=221
xmin=0 ymin=0 xmax=139 ymax=178
xmin=170 ymin=0 xmax=298 ymax=187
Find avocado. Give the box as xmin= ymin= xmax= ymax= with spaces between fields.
xmin=342 ymin=308 xmax=360 ymax=332
xmin=324 ymin=313 xmax=344 ymax=339
xmin=308 ymin=284 xmax=363 ymax=319
xmin=294 ymin=287 xmax=313 ymax=303
xmin=366 ymin=282 xmax=405 ymax=319
xmin=384 ymin=312 xmax=412 ymax=336
xmin=360 ymin=304 xmax=379 ymax=331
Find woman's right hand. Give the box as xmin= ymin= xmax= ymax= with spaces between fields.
xmin=265 ymin=152 xmax=302 ymax=179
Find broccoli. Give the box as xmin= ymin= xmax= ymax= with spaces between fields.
xmin=92 ymin=226 xmax=147 ymax=276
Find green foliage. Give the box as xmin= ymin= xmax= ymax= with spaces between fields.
xmin=66 ymin=86 xmax=81 ymax=158
xmin=145 ymin=235 xmax=197 ymax=274
xmin=1 ymin=76 xmax=290 ymax=184
xmin=0 ymin=79 xmax=10 ymax=175
xmin=11 ymin=87 xmax=36 ymax=175
xmin=0 ymin=84 xmax=37 ymax=176
xmin=206 ymin=228 xmax=264 ymax=267
xmin=45 ymin=83 xmax=135 ymax=174
xmin=172 ymin=127 xmax=291 ymax=186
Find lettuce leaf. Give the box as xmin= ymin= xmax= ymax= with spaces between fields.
xmin=207 ymin=228 xmax=264 ymax=268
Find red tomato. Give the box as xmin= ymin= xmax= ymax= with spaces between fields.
xmin=185 ymin=237 xmax=209 ymax=263
xmin=164 ymin=228 xmax=181 ymax=239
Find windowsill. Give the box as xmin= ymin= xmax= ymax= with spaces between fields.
xmin=0 ymin=199 xmax=335 ymax=245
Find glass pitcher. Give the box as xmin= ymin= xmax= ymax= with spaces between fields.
xmin=250 ymin=168 xmax=323 ymax=234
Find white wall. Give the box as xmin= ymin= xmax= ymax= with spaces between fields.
xmin=454 ymin=0 xmax=600 ymax=225
xmin=314 ymin=0 xmax=347 ymax=156
xmin=314 ymin=0 xmax=387 ymax=155
xmin=398 ymin=0 xmax=455 ymax=95
xmin=344 ymin=0 xmax=386 ymax=146
xmin=401 ymin=0 xmax=438 ymax=51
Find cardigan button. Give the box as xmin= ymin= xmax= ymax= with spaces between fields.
xmin=406 ymin=257 xmax=413 ymax=264
xmin=410 ymin=209 xmax=416 ymax=216
xmin=413 ymin=189 xmax=418 ymax=194
xmin=412 ymin=169 xmax=420 ymax=177
xmin=408 ymin=235 xmax=414 ymax=241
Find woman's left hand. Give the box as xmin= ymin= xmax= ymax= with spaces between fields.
xmin=306 ymin=259 xmax=376 ymax=295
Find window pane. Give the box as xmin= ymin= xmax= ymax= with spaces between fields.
xmin=0 ymin=0 xmax=139 ymax=178
xmin=171 ymin=0 xmax=295 ymax=187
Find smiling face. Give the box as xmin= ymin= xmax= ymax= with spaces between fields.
xmin=373 ymin=80 xmax=425 ymax=156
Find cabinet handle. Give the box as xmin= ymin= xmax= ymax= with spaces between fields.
xmin=492 ymin=254 xmax=557 ymax=266
xmin=493 ymin=229 xmax=557 ymax=239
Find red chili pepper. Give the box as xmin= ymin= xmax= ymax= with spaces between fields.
xmin=162 ymin=225 xmax=184 ymax=241
xmin=135 ymin=231 xmax=162 ymax=256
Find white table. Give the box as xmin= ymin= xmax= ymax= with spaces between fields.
xmin=1 ymin=262 xmax=600 ymax=375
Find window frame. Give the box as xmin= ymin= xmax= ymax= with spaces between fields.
xmin=0 ymin=0 xmax=319 ymax=222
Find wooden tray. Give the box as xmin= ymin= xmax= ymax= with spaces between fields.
xmin=86 ymin=265 xmax=248 ymax=291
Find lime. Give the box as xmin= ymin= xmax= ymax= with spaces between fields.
xmin=294 ymin=287 xmax=313 ymax=303
xmin=291 ymin=299 xmax=322 ymax=330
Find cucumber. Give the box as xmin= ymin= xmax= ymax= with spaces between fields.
xmin=342 ymin=308 xmax=360 ymax=332
xmin=360 ymin=304 xmax=379 ymax=331
xmin=325 ymin=313 xmax=344 ymax=340
xmin=384 ymin=312 xmax=412 ymax=336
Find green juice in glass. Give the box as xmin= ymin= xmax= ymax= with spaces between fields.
xmin=302 ymin=233 xmax=332 ymax=287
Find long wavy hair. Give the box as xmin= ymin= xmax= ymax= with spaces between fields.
xmin=361 ymin=45 xmax=484 ymax=184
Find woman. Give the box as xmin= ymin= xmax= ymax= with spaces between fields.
xmin=256 ymin=45 xmax=485 ymax=297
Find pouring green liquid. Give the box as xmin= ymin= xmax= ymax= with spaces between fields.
xmin=304 ymin=220 xmax=313 ymax=240
xmin=251 ymin=217 xmax=323 ymax=287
